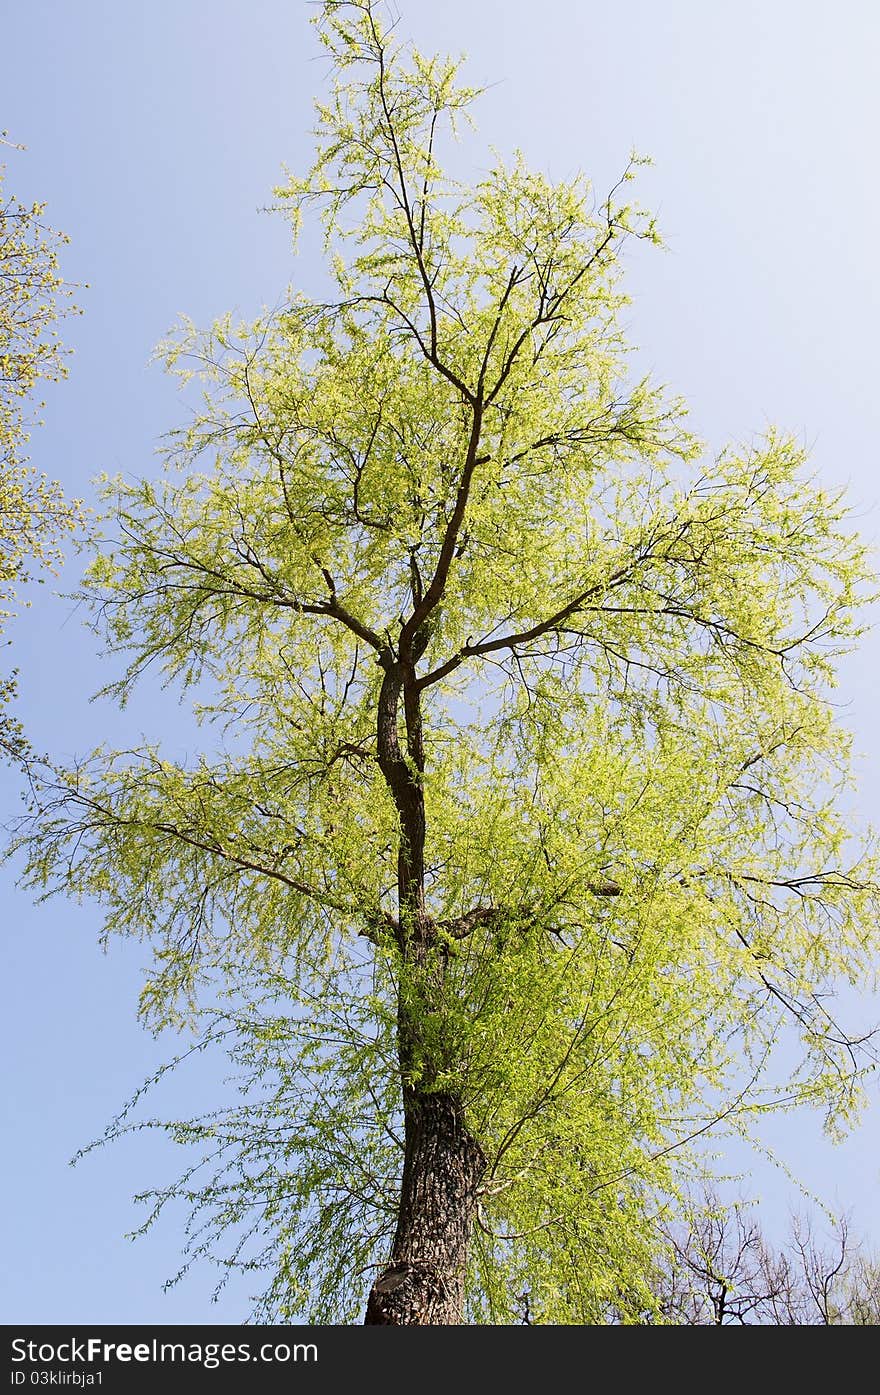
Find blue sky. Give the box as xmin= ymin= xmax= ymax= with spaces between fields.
xmin=2 ymin=0 xmax=879 ymax=1322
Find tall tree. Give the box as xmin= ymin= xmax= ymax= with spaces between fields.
xmin=18 ymin=2 xmax=879 ymax=1323
xmin=0 ymin=136 xmax=81 ymax=763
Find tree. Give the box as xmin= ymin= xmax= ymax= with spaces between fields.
xmin=0 ymin=135 xmax=81 ymax=763
xmin=17 ymin=1 xmax=880 ymax=1323
xmin=657 ymin=1192 xmax=880 ymax=1325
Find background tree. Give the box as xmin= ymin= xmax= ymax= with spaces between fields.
xmin=656 ymin=1192 xmax=880 ymax=1325
xmin=17 ymin=1 xmax=880 ymax=1323
xmin=0 ymin=135 xmax=81 ymax=764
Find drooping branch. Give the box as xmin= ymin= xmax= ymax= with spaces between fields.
xmin=19 ymin=767 xmax=375 ymax=924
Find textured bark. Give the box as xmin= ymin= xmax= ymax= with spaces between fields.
xmin=364 ymin=1089 xmax=486 ymax=1324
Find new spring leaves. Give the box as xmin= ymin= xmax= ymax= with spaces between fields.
xmin=16 ymin=3 xmax=880 ymax=1322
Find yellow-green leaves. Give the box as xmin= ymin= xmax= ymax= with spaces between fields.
xmin=16 ymin=3 xmax=880 ymax=1322
xmin=0 ymin=143 xmax=82 ymax=760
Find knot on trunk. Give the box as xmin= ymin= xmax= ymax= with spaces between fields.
xmin=365 ymin=1260 xmax=452 ymax=1325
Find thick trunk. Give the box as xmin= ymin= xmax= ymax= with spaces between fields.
xmin=364 ymin=1089 xmax=486 ymax=1324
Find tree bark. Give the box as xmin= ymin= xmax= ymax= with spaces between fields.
xmin=366 ymin=650 xmax=485 ymax=1323
xmin=364 ymin=1088 xmax=486 ymax=1324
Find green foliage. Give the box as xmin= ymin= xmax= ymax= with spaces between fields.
xmin=0 ymin=136 xmax=82 ymax=761
xmin=16 ymin=3 xmax=880 ymax=1321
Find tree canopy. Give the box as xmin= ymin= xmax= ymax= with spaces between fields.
xmin=0 ymin=135 xmax=81 ymax=763
xmin=17 ymin=2 xmax=880 ymax=1323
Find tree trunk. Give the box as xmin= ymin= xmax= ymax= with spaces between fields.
xmin=368 ymin=652 xmax=485 ymax=1323
xmin=364 ymin=1088 xmax=486 ymax=1324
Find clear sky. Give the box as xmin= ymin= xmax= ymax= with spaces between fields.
xmin=2 ymin=0 xmax=879 ymax=1322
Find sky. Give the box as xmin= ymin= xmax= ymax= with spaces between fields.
xmin=2 ymin=0 xmax=880 ymax=1323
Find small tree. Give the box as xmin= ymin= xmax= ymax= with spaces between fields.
xmin=0 ymin=136 xmax=81 ymax=763
xmin=658 ymin=1194 xmax=880 ymax=1325
xmin=19 ymin=2 xmax=879 ymax=1323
